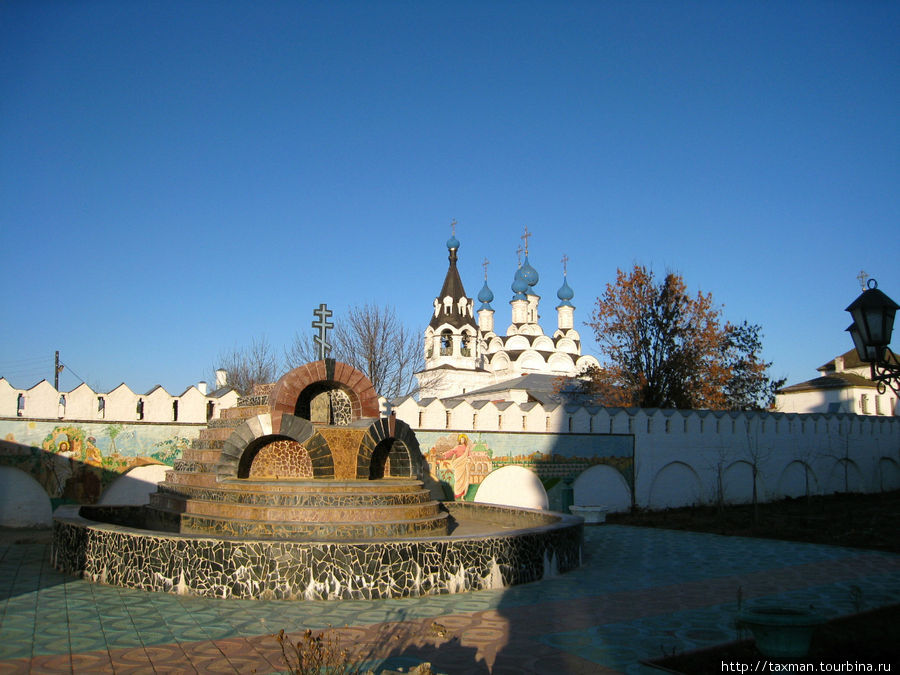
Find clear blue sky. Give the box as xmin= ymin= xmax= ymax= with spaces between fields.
xmin=1 ymin=1 xmax=898 ymax=395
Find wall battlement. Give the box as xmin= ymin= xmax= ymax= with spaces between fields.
xmin=0 ymin=377 xmax=238 ymax=424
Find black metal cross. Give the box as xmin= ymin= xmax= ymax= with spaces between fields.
xmin=311 ymin=303 xmax=334 ymax=360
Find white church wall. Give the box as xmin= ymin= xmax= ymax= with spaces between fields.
xmin=0 ymin=378 xmax=235 ymax=424
xmin=398 ymin=399 xmax=900 ymax=512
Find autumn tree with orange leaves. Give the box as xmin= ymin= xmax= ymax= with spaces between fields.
xmin=578 ymin=266 xmax=783 ymax=410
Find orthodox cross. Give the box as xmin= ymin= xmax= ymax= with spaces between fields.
xmin=515 ymin=245 xmax=523 ymax=267
xmin=311 ymin=303 xmax=334 ymax=360
xmin=521 ymin=226 xmax=532 ymax=255
xmin=857 ymin=270 xmax=869 ymax=291
xmin=482 ymin=257 xmax=490 ymax=280
xmin=450 ymin=219 xmax=457 ymax=236
xmin=561 ymin=254 xmax=569 ymax=276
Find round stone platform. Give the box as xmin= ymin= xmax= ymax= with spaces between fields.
xmin=51 ymin=501 xmax=583 ymax=600
xmin=147 ymin=478 xmax=449 ymax=540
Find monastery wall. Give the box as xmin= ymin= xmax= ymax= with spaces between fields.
xmin=0 ymin=417 xmax=205 ymax=527
xmin=0 ymin=377 xmax=238 ymax=424
xmin=391 ymin=398 xmax=900 ymax=512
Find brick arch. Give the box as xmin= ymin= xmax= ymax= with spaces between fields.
xmin=216 ymin=413 xmax=314 ymax=480
xmin=356 ymin=417 xmax=422 ymax=480
xmin=269 ymin=359 xmax=380 ymax=433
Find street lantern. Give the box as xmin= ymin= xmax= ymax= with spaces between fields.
xmin=846 ymin=279 xmax=900 ymax=396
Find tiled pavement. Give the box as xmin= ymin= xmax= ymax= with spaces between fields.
xmin=1 ymin=525 xmax=899 ymax=674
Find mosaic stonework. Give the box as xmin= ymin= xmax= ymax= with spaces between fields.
xmin=329 ymin=389 xmax=352 ymax=425
xmin=52 ymin=502 xmax=583 ymax=601
xmin=247 ymin=439 xmax=313 ymax=479
xmin=316 ymin=428 xmax=368 ymax=480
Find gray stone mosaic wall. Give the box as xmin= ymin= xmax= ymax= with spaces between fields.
xmin=52 ymin=503 xmax=583 ymax=601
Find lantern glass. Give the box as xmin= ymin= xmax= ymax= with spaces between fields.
xmin=847 ymin=323 xmax=880 ymax=363
xmin=846 ymin=286 xmax=899 ymax=350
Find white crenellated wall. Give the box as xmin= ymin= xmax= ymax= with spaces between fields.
xmin=388 ymin=397 xmax=900 ymax=511
xmin=0 ymin=377 xmax=238 ymax=424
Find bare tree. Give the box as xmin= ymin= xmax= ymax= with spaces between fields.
xmin=743 ymin=418 xmax=772 ymax=526
xmin=214 ymin=336 xmax=280 ymax=396
xmin=286 ymin=303 xmax=424 ymax=400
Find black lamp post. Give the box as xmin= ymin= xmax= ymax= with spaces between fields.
xmin=845 ymin=279 xmax=900 ymax=396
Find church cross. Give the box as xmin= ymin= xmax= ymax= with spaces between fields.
xmin=311 ymin=303 xmax=334 ymax=360
xmin=857 ymin=270 xmax=869 ymax=291
xmin=561 ymin=254 xmax=569 ymax=276
xmin=515 ymin=245 xmax=523 ymax=267
xmin=521 ymin=226 xmax=532 ymax=255
xmin=482 ymin=257 xmax=490 ymax=280
xmin=450 ymin=219 xmax=457 ymax=237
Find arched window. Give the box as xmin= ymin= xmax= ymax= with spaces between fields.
xmin=460 ymin=334 xmax=471 ymax=356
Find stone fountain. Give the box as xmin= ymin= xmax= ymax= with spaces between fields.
xmin=52 ymin=359 xmax=582 ymax=600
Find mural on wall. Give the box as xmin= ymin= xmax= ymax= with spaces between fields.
xmin=421 ymin=430 xmax=634 ymax=502
xmin=0 ymin=419 xmax=194 ymax=505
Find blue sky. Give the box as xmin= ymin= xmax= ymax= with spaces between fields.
xmin=1 ymin=1 xmax=898 ymax=395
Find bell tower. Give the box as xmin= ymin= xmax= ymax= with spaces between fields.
xmin=422 ymin=223 xmax=478 ymax=375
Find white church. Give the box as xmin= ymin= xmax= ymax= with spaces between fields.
xmin=415 ymin=229 xmax=599 ymax=402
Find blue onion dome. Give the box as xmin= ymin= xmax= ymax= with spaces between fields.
xmin=511 ymin=267 xmax=529 ymax=300
xmin=478 ymin=280 xmax=494 ymax=310
xmin=557 ymin=276 xmax=574 ymax=307
xmin=446 ymin=234 xmax=460 ymax=250
xmin=519 ymin=255 xmax=539 ymax=287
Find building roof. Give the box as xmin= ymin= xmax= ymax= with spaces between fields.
xmin=777 ymin=372 xmax=876 ymax=394
xmin=429 ymin=239 xmax=475 ymax=330
xmin=442 ymin=373 xmax=592 ymax=405
xmin=818 ymin=348 xmax=866 ymax=373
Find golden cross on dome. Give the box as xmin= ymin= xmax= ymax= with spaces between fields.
xmin=561 ymin=254 xmax=569 ymax=276
xmin=521 ymin=226 xmax=532 ymax=255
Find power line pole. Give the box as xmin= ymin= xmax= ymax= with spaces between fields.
xmin=54 ymin=351 xmax=64 ymax=390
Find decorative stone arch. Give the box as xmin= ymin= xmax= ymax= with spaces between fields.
xmin=547 ymin=351 xmax=576 ymax=373
xmin=268 ymin=359 xmax=380 ymax=433
xmin=532 ymin=335 xmax=554 ymax=352
xmin=555 ymin=337 xmax=578 ymax=354
xmin=216 ymin=413 xmax=315 ymax=480
xmin=489 ymin=352 xmax=511 ymax=372
xmin=575 ymin=354 xmax=600 ymax=370
xmin=516 ymin=349 xmax=545 ymax=372
xmin=876 ymin=457 xmax=900 ymax=491
xmin=648 ymin=460 xmax=702 ymax=509
xmin=505 ymin=334 xmax=530 ymax=351
xmin=356 ymin=417 xmax=422 ymax=480
xmin=776 ymin=460 xmax=819 ymax=499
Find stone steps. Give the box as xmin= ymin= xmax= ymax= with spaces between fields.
xmin=221 ymin=405 xmax=268 ymax=420
xmin=176 ymin=498 xmax=443 ymax=524
xmin=163 ymin=470 xmax=219 ymax=488
xmin=179 ymin=448 xmax=222 ymax=464
xmin=172 ymin=509 xmax=449 ymax=541
xmin=155 ymin=482 xmax=431 ymax=507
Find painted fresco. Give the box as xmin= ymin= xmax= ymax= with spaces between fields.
xmin=420 ymin=430 xmax=634 ymax=502
xmin=0 ymin=419 xmax=195 ymax=505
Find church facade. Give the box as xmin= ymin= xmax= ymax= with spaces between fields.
xmin=415 ymin=231 xmax=599 ymax=400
